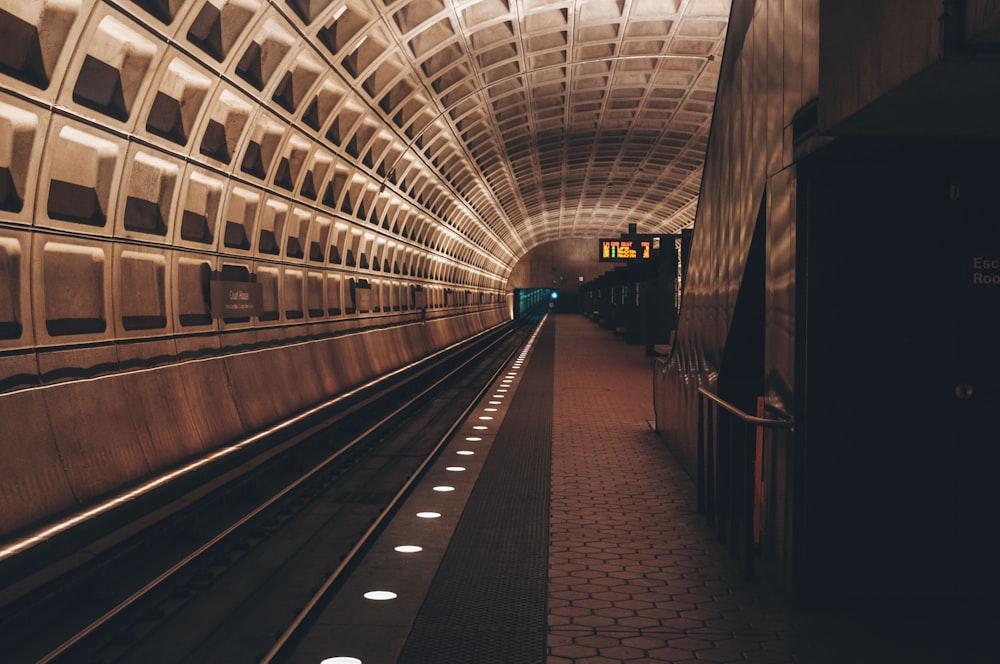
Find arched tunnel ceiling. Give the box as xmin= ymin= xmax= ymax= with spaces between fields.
xmin=359 ymin=0 xmax=731 ymax=258
xmin=1 ymin=0 xmax=730 ymax=280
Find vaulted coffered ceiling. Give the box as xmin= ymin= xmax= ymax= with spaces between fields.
xmin=368 ymin=0 xmax=731 ymax=258
xmin=1 ymin=0 xmax=729 ymax=278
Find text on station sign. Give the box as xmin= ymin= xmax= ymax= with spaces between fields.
xmin=599 ymin=237 xmax=654 ymax=262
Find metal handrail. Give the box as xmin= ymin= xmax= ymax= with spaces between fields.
xmin=696 ymin=387 xmax=793 ymax=582
xmin=697 ymin=388 xmax=794 ymax=429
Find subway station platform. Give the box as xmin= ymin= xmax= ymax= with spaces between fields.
xmin=295 ymin=314 xmax=996 ymax=664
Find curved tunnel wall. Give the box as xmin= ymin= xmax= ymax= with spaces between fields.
xmin=654 ymin=0 xmax=814 ymax=475
xmin=0 ymin=313 xmax=504 ymax=537
xmin=0 ymin=0 xmax=512 ymax=537
xmin=653 ymin=0 xmax=815 ymax=597
xmin=657 ymin=0 xmax=1000 ymax=603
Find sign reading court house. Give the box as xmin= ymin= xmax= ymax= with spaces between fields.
xmin=210 ymin=280 xmax=263 ymax=318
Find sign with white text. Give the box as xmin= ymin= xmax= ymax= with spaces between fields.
xmin=210 ymin=280 xmax=263 ymax=318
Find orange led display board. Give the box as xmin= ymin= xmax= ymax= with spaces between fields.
xmin=599 ymin=236 xmax=657 ymax=262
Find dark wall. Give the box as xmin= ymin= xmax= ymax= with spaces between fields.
xmin=796 ymin=139 xmax=1000 ymax=603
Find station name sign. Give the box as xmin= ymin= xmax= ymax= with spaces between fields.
xmin=599 ymin=235 xmax=660 ymax=262
xmin=210 ymin=280 xmax=263 ymax=318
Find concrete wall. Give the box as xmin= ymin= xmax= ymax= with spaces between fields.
xmin=0 ymin=309 xmax=506 ymax=537
xmin=656 ymin=0 xmax=1000 ymax=604
xmin=506 ymin=238 xmax=616 ymax=314
xmin=818 ymin=0 xmax=1000 ymax=136
xmin=654 ymin=0 xmax=818 ymax=475
xmin=506 ymin=239 xmax=610 ymax=295
xmin=0 ymin=0 xmax=512 ymax=538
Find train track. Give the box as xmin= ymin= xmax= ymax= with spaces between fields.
xmin=0 ymin=314 xmax=543 ymax=663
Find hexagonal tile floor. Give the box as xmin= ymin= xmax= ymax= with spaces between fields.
xmin=547 ymin=314 xmax=996 ymax=664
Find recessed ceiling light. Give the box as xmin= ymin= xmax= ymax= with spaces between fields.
xmin=446 ymin=466 xmax=466 ymax=471
xmin=433 ymin=486 xmax=455 ymax=492
xmin=465 ymin=436 xmax=482 ymax=441
xmin=321 ymin=657 xmax=362 ymax=664
xmin=364 ymin=591 xmax=397 ymax=600
xmin=395 ymin=545 xmax=423 ymax=553
xmin=457 ymin=450 xmax=474 ymax=455
xmin=417 ymin=511 xmax=441 ymax=518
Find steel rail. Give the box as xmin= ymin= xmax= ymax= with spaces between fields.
xmin=36 ymin=321 xmax=527 ymax=664
xmin=0 ymin=321 xmax=507 ymax=566
xmin=259 ymin=315 xmax=543 ymax=663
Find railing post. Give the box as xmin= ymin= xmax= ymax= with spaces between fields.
xmin=695 ymin=388 xmax=792 ymax=583
xmin=706 ymin=401 xmax=716 ymax=526
xmin=743 ymin=421 xmax=757 ymax=580
xmin=697 ymin=391 xmax=705 ymax=513
xmin=717 ymin=412 xmax=730 ymax=543
xmin=728 ymin=418 xmax=741 ymax=558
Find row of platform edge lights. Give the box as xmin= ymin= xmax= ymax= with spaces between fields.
xmin=321 ymin=320 xmax=544 ymax=663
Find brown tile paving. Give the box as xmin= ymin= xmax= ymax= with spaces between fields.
xmin=548 ymin=315 xmax=805 ymax=664
xmin=546 ymin=315 xmax=998 ymax=664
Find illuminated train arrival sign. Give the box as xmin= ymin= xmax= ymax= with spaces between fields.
xmin=599 ymin=235 xmax=661 ymax=262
